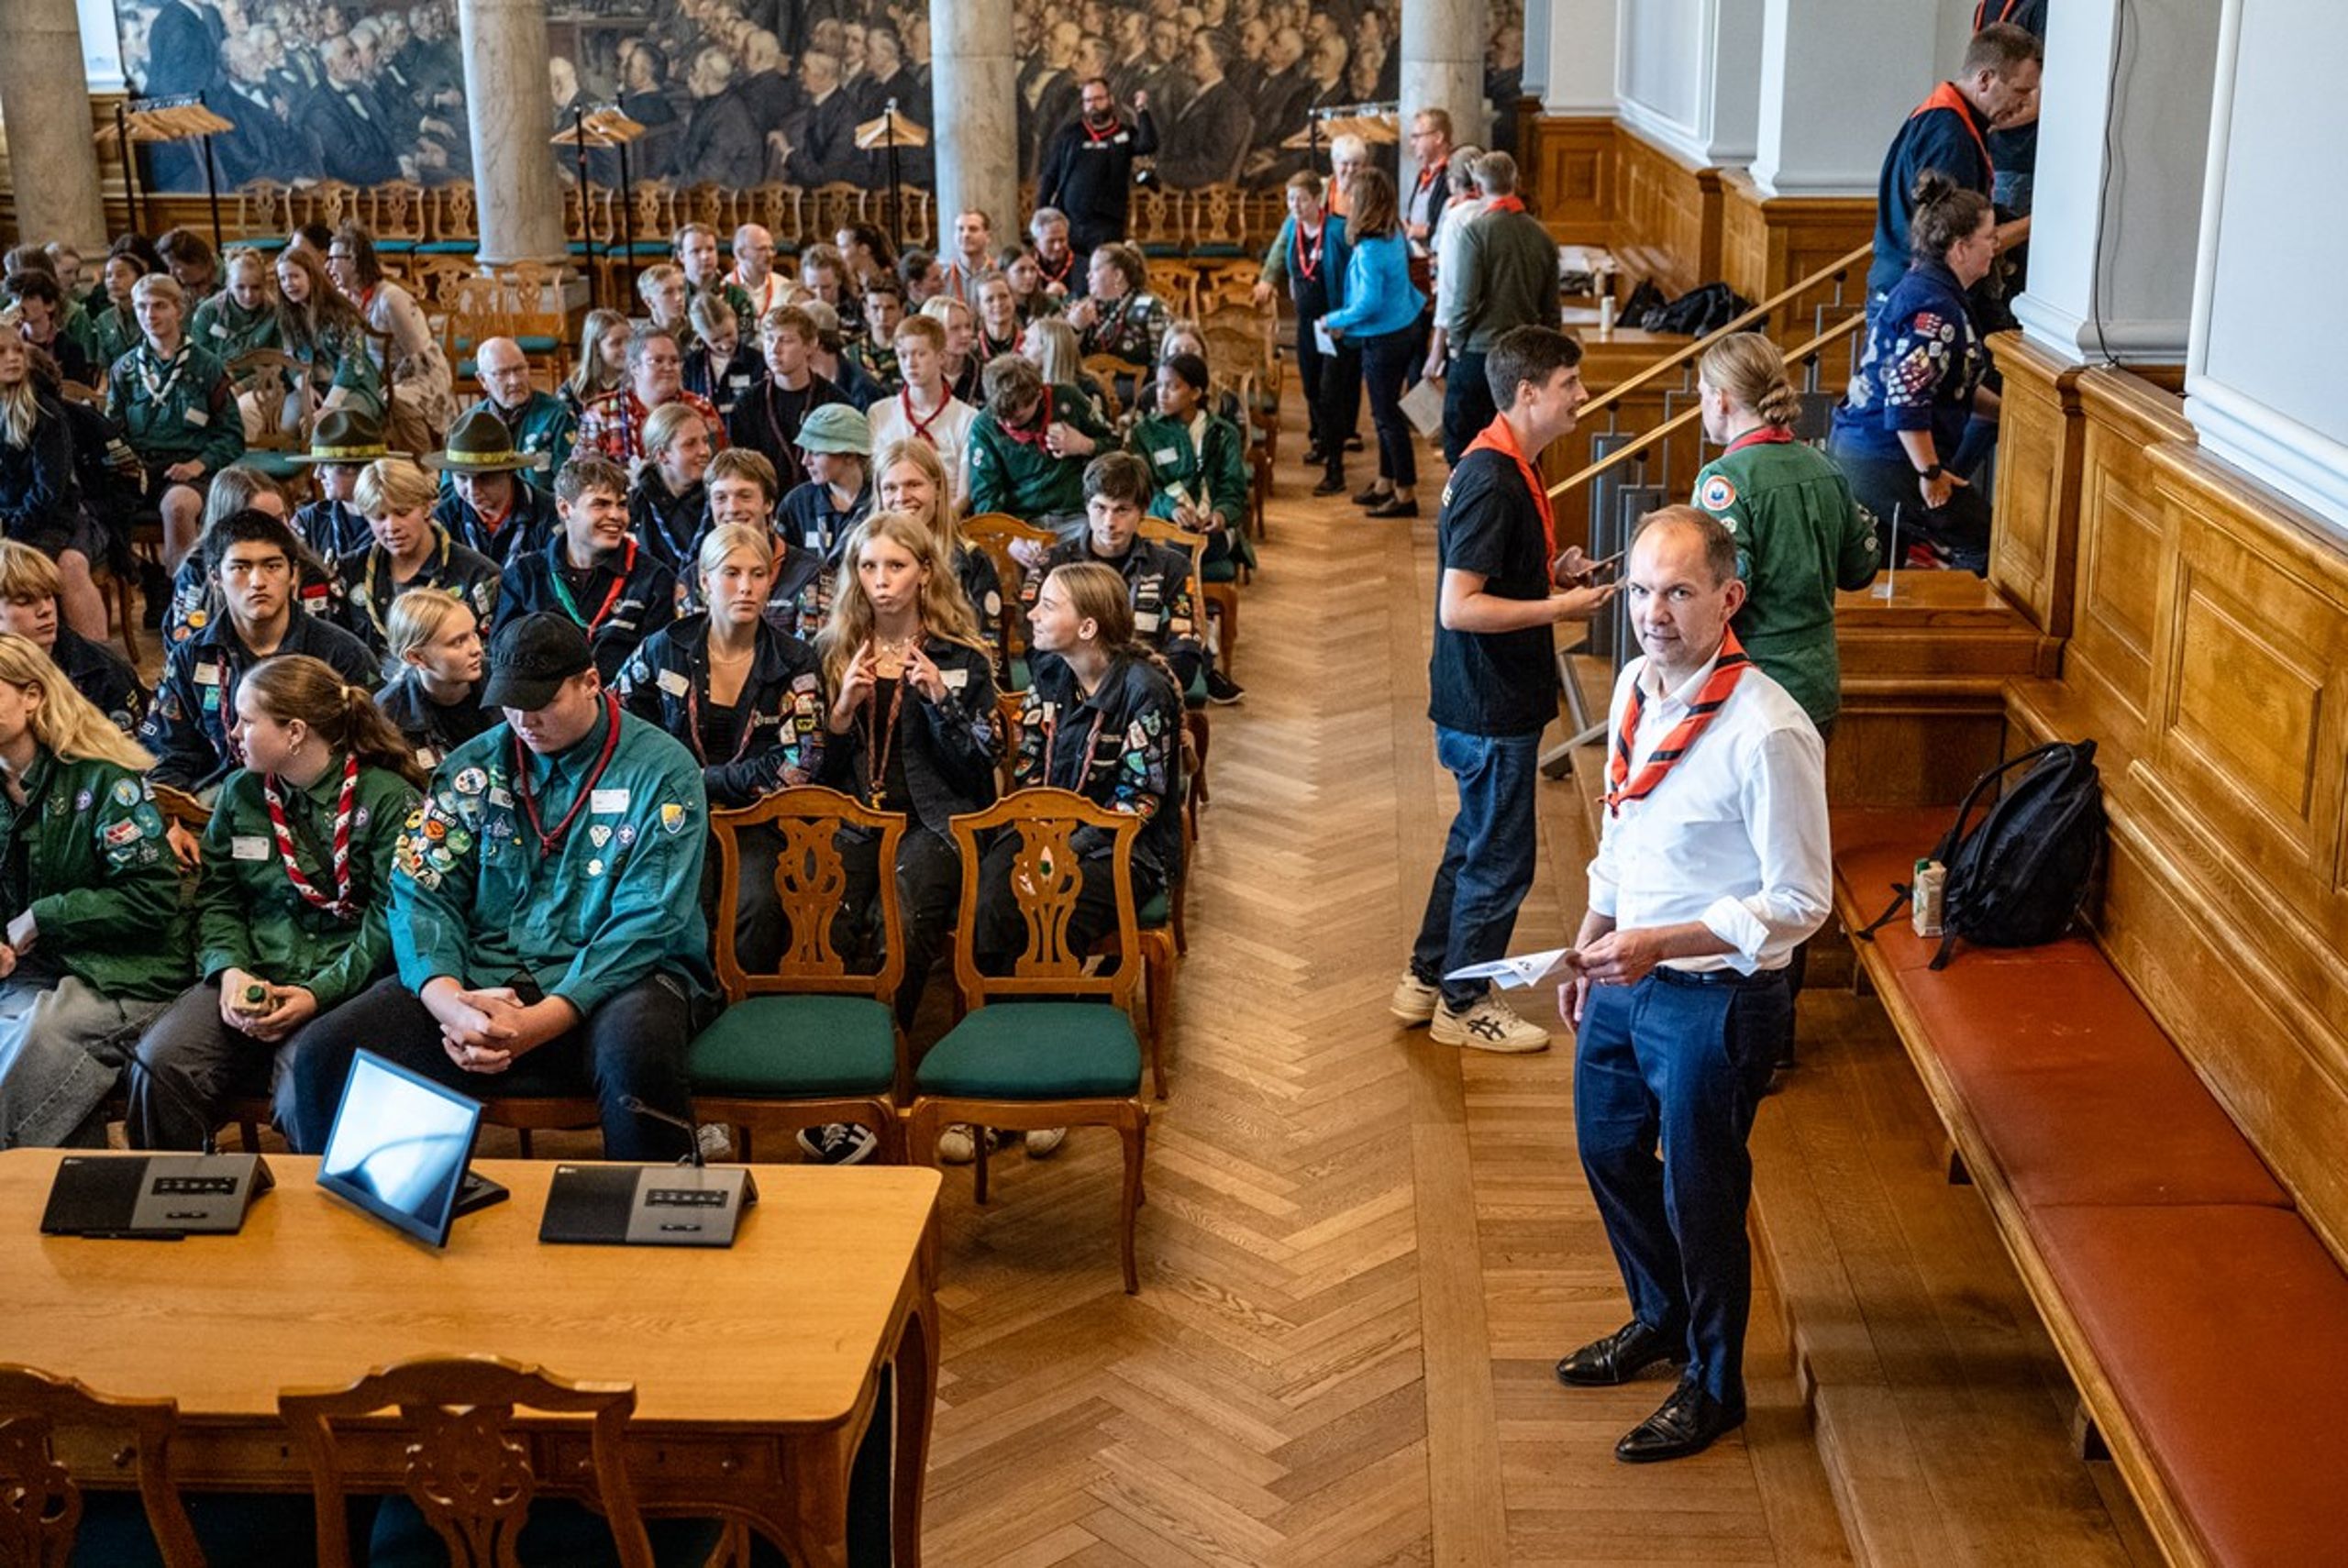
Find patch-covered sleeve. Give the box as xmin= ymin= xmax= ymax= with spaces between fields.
xmin=29 ymin=773 xmax=180 ymax=949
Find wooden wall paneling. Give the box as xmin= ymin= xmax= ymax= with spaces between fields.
xmin=1609 ymin=125 xmax=1722 ymax=300
xmin=1716 ymin=170 xmax=1877 ymax=348
xmin=1987 ymin=332 xmax=2089 ymax=639
xmin=2064 ymin=370 xmax=2191 ymax=754
xmin=1523 ymin=114 xmax=1614 ymax=247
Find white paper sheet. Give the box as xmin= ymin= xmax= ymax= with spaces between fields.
xmin=1444 ymin=948 xmax=1578 ymax=988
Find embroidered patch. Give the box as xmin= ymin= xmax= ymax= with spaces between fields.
xmin=105 ymin=818 xmax=145 ymax=846
xmin=453 ymin=767 xmax=488 ymax=795
xmin=111 ymin=779 xmax=140 ymax=807
xmin=660 ymin=802 xmax=688 ymax=834
xmin=1698 ymin=475 xmax=1738 ymax=513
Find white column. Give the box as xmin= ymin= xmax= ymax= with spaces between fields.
xmin=1748 ymin=0 xmax=1940 ymax=195
xmin=1541 ymin=0 xmax=1617 ymax=114
xmin=2184 ymin=0 xmax=2348 ymax=532
xmin=1614 ymin=0 xmax=1764 ymax=166
xmin=1401 ymin=0 xmax=1491 ymax=193
xmin=930 ymin=0 xmax=1017 ymax=249
xmin=2012 ymin=0 xmax=2220 ymax=367
xmin=0 ymin=0 xmax=109 ymax=250
xmin=458 ymin=0 xmax=569 ymax=266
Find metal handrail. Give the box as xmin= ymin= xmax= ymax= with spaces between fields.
xmin=1567 ymin=241 xmax=1876 ymax=429
xmin=1546 ymin=308 xmax=1868 ymax=501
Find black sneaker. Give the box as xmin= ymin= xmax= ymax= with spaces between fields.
xmin=1204 ymin=669 xmax=1245 ymax=705
xmin=795 ymin=1122 xmax=878 ymax=1165
xmin=1345 ymin=435 xmax=1365 ymax=452
xmin=1352 ymin=485 xmax=1394 ymax=507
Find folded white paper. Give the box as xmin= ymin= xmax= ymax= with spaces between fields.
xmin=1444 ymin=948 xmax=1576 ymax=988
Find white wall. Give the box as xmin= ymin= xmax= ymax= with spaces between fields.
xmin=75 ymin=0 xmax=123 ymax=90
xmin=1613 ymin=0 xmax=1762 ymax=164
xmin=1540 ymin=0 xmax=1617 ymax=114
xmin=2187 ymin=0 xmax=2348 ymax=530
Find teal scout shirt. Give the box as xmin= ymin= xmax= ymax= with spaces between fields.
xmin=455 ymin=392 xmax=576 ymax=491
xmin=195 ymin=756 xmax=422 ymax=1010
xmin=1691 ymin=431 xmax=1881 ymax=726
xmin=390 ymin=701 xmax=713 ymax=1015
xmin=105 ymin=340 xmax=246 ymax=473
xmin=0 ymin=750 xmax=189 ymax=1001
xmin=190 ymin=293 xmax=279 ymax=360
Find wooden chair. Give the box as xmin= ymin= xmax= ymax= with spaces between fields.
xmin=1130 ymin=186 xmax=1182 ymax=259
xmin=908 ymin=790 xmax=1151 ymax=1291
xmin=1082 ymin=353 xmax=1137 ymax=425
xmin=56 ymin=378 xmax=144 ymax=659
xmin=1140 ymin=513 xmax=1235 ymax=712
xmin=0 ymin=1364 xmax=205 ymax=1568
xmin=1187 ymin=184 xmax=1250 ymax=257
xmin=687 ymin=787 xmax=912 ymax=1162
xmin=278 ymin=1356 xmax=657 ymax=1568
xmin=226 ymin=348 xmax=316 ymax=484
xmin=1202 ymin=303 xmax=1281 ymax=543
xmin=961 ymin=512 xmax=1058 ymax=688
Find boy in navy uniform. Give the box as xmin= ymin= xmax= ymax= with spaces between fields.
xmin=495 ymin=457 xmax=679 ymax=683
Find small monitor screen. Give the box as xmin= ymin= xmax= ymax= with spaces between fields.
xmin=316 ymin=1051 xmax=482 ymax=1247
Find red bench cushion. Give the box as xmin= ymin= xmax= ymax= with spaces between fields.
xmin=1830 ymin=808 xmax=2110 ymax=973
xmin=2033 ymin=1206 xmax=2348 ymax=1565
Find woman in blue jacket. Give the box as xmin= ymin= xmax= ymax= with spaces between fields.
xmin=1318 ymin=168 xmax=1427 ymax=519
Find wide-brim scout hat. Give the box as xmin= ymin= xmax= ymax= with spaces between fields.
xmin=797 ymin=402 xmax=871 ymax=457
xmin=425 ymin=407 xmax=552 ymax=473
xmin=287 ymin=407 xmax=389 ymax=466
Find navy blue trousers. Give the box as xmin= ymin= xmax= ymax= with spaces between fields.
xmin=1574 ymin=966 xmax=1789 ymax=1408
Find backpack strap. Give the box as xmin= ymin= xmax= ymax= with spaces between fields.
xmin=1853 ymin=882 xmax=1911 ymax=943
xmin=1930 ymin=928 xmax=1962 ymax=971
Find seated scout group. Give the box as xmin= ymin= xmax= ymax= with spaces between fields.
xmin=0 ymin=209 xmax=1274 ymax=1167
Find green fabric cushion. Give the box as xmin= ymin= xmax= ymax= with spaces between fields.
xmin=1137 ymin=888 xmax=1169 ymax=928
xmin=1202 ymin=557 xmax=1237 ymax=583
xmin=1008 ymin=655 xmax=1031 ymax=691
xmin=915 ymin=1002 xmax=1142 ymax=1099
xmin=244 ymin=452 xmax=306 ymax=480
xmin=516 ymin=335 xmax=560 ymax=354
xmin=689 ymin=993 xmax=896 ymax=1096
xmin=418 ymin=240 xmax=477 ymax=254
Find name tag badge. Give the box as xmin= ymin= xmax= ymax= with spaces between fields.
xmin=657 ymin=668 xmax=691 ymax=697
xmin=489 ymin=787 xmax=514 ymax=808
xmin=1154 ymin=447 xmax=1179 ymax=465
xmin=729 ymin=373 xmax=753 ymax=389
xmin=209 ymin=323 xmax=229 ymax=338
xmin=803 ymin=528 xmax=825 ymax=548
xmin=183 ymin=408 xmax=209 ymax=427
xmin=416 ymin=746 xmax=440 ymax=769
xmin=591 ymin=787 xmax=631 ymax=814
xmin=230 ymin=834 xmax=271 ymax=861
xmin=941 ymin=667 xmax=969 ymax=690
xmin=1135 ymin=610 xmax=1162 ymax=633
xmin=193 ymin=661 xmax=222 ymax=686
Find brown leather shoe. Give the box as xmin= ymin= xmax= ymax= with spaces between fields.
xmin=1554 ymin=1320 xmax=1679 ymax=1387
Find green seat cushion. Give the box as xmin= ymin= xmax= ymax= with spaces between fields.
xmin=1185 ymin=667 xmax=1207 ymax=707
xmin=245 ymin=452 xmax=307 ymax=480
xmin=418 ymin=239 xmax=477 ymax=254
xmin=915 ymin=1002 xmax=1142 ymax=1099
xmin=1137 ymin=888 xmax=1169 ymax=928
xmin=516 ymin=335 xmax=560 ymax=354
xmin=689 ymin=993 xmax=896 ymax=1096
xmin=1008 ymin=655 xmax=1031 ymax=691
xmin=1191 ymin=244 xmax=1245 ymax=258
xmin=1202 ymin=557 xmax=1237 ymax=583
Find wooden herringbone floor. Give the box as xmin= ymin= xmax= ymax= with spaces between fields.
xmin=918 ymin=411 xmax=1852 ymax=1565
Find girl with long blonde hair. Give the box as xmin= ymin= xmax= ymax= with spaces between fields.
xmin=871 ymin=436 xmax=1005 ymax=675
xmin=0 ymin=632 xmax=186 ymax=1149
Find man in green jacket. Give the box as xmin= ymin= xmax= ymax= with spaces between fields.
xmin=106 ymin=274 xmax=247 ymax=570
xmin=0 ymin=738 xmax=187 ymax=1148
xmin=966 ymin=354 xmax=1116 ymax=525
xmin=278 ymin=613 xmax=713 ymax=1160
xmin=1435 ymin=153 xmax=1563 ymax=465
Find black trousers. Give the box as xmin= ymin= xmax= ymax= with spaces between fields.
xmin=1294 ymin=310 xmax=1331 ymax=450
xmin=970 ymin=837 xmax=1160 ymax=975
xmin=128 ymin=983 xmax=301 ymax=1151
xmin=836 ymin=824 xmax=964 ymax=1032
xmin=1442 ymin=349 xmax=1497 ymax=468
xmin=1358 ymin=326 xmax=1419 ymax=490
xmin=277 ymin=973 xmax=697 ymax=1161
xmin=1317 ymin=339 xmax=1364 ymax=479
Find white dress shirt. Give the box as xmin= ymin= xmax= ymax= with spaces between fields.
xmin=867 ymin=388 xmax=980 ymax=506
xmin=1586 ymin=646 xmax=1831 ymax=974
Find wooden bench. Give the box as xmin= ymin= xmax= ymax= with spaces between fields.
xmin=1829 ymin=796 xmax=2348 ymax=1566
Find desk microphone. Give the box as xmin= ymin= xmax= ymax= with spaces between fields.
xmin=40 ymin=1058 xmax=273 ymax=1238
xmin=621 ymin=1095 xmax=704 ymax=1167
xmin=544 ymin=1099 xmax=756 ymax=1248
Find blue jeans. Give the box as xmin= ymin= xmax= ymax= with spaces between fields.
xmin=1574 ymin=967 xmax=1789 ymax=1408
xmin=1411 ymin=727 xmax=1541 ymax=1009
xmin=1358 ymin=326 xmax=1418 ymax=490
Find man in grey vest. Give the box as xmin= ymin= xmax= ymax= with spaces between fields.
xmin=1435 ymin=153 xmax=1563 ymax=466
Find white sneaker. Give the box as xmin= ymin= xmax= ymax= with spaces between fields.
xmin=1430 ymin=993 xmax=1551 ymax=1054
xmin=1024 ymin=1127 xmax=1068 ymax=1158
xmin=1390 ymin=969 xmax=1441 ymax=1026
xmin=936 ymin=1124 xmax=999 ymax=1165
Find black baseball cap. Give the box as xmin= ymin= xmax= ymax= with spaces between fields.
xmin=482 ymin=612 xmax=593 ymax=710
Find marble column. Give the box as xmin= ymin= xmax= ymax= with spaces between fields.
xmin=929 ymin=0 xmax=1017 ymax=250
xmin=1400 ymin=0 xmax=1490 ymax=189
xmin=458 ymin=0 xmax=568 ymax=267
xmin=0 ymin=0 xmax=108 ymax=250
xmin=1747 ymin=0 xmax=1940 ymax=195
xmin=2015 ymin=0 xmax=2221 ymax=365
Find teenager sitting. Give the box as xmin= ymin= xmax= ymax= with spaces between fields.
xmin=375 ymin=586 xmax=492 ymax=770
xmin=494 ymin=456 xmax=679 ymax=682
xmin=626 ymin=402 xmax=715 ymax=577
xmin=0 ymin=540 xmax=142 ymax=732
xmin=336 ymin=457 xmax=501 ymax=667
xmin=426 ymin=407 xmax=561 ymax=569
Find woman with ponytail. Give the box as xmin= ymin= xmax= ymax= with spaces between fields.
xmin=1690 ymin=332 xmax=1880 ymax=738
xmin=126 ymin=654 xmax=425 ymax=1151
xmin=0 ymin=633 xmax=186 ymax=1148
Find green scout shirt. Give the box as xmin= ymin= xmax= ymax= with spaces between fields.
xmin=105 ymin=340 xmax=246 ymax=473
xmin=966 ymin=383 xmax=1114 ymax=520
xmin=190 ymin=293 xmax=279 ymax=360
xmin=282 ymin=317 xmax=386 ymax=415
xmin=390 ymin=701 xmax=713 ymax=1015
xmin=91 ymin=305 xmax=140 ymax=371
xmin=457 ymin=393 xmax=575 ymax=491
xmin=0 ymin=750 xmax=188 ymax=1001
xmin=1129 ymin=408 xmax=1250 ymax=572
xmin=1692 ymin=431 xmax=1881 ymax=727
xmin=195 ymin=757 xmax=421 ymax=1010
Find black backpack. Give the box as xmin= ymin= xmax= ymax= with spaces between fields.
xmin=1641 ymin=282 xmax=1758 ymax=337
xmin=1858 ymin=741 xmax=2106 ymax=968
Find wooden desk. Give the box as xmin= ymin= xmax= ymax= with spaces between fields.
xmin=0 ymin=1151 xmax=941 ymax=1568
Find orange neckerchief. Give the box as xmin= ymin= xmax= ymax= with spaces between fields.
xmin=1911 ymin=82 xmax=1993 ymax=179
xmin=1606 ymin=628 xmax=1753 ymax=818
xmin=1463 ymin=414 xmax=1556 ymax=561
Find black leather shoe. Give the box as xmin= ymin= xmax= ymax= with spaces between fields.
xmin=1312 ymin=474 xmax=1346 ymax=497
xmin=1352 ymin=485 xmax=1393 ymax=507
xmin=1614 ymin=1379 xmax=1745 ymax=1463
xmin=1301 ymin=443 xmax=1327 ymax=465
xmin=1365 ymin=497 xmax=1419 ymax=519
xmin=1555 ymin=1320 xmax=1678 ymax=1387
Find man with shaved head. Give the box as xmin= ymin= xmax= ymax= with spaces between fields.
xmin=459 ymin=337 xmax=574 ymax=492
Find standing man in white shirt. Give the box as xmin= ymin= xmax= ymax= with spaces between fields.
xmin=1552 ymin=504 xmax=1830 ymax=1464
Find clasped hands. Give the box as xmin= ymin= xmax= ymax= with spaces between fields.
xmin=423 ymin=977 xmax=579 ymax=1075
xmin=216 ymin=966 xmax=319 ymax=1043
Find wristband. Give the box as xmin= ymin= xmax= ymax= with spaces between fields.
xmin=1918 ymin=463 xmax=1944 ymax=481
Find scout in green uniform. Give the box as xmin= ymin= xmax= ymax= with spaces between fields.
xmin=126 ymin=655 xmax=426 ymax=1150
xmin=278 ymin=613 xmax=712 ymax=1161
xmin=107 ymin=274 xmax=247 ymax=567
xmin=269 ymin=246 xmax=385 ymax=423
xmin=190 ymin=253 xmax=280 ymax=361
xmin=460 ymin=337 xmax=576 ymax=491
xmin=965 ymin=353 xmax=1115 ymax=525
xmin=0 ymin=633 xmax=188 ymax=1148
xmin=1689 ymin=334 xmax=1880 ymax=735
xmin=1130 ymin=352 xmax=1253 ymax=579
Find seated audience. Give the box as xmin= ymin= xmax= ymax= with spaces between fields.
xmin=0 ymin=326 xmax=109 ymax=639
xmin=1066 ymin=243 xmax=1169 ymax=370
xmin=637 ymin=263 xmax=695 ymax=348
xmin=675 ymin=222 xmax=753 ymax=324
xmin=158 ymin=228 xmax=219 ymax=301
xmin=90 ymin=246 xmax=148 ymax=370
xmin=263 ymin=245 xmax=383 ymax=436
xmin=495 ymin=456 xmax=679 ymax=681
xmin=728 ymin=304 xmax=848 ymax=489
xmin=377 ymin=586 xmax=493 ymax=768
xmin=703 ymin=447 xmax=828 ymax=638
xmin=921 ymin=294 xmax=986 ymax=407
xmin=868 ymin=315 xmax=979 ymax=506
xmin=288 ymin=409 xmax=390 ymax=559
xmin=0 ymin=632 xmax=185 ymax=1149
xmin=464 ymin=336 xmax=575 ymax=486
xmin=628 ymin=402 xmax=715 ymax=577
xmin=127 ymin=655 xmax=426 ymax=1151
xmin=326 ymin=223 xmax=454 ymax=449
xmin=7 ymin=271 xmax=98 ymax=385
xmin=426 ymin=408 xmax=561 ymax=568
xmin=804 ymin=301 xmax=883 ymax=412
xmin=796 ymin=243 xmax=861 ymax=337
xmin=163 ymin=466 xmax=341 ymax=647
xmin=1024 ymin=316 xmax=1112 ymax=426
xmin=143 ymin=508 xmax=381 ymax=795
xmin=968 ymin=354 xmax=1112 ymax=526
xmin=1830 ymin=173 xmax=2000 ymax=574
xmin=1016 ymin=452 xmax=1204 ymax=690
xmin=780 ymin=403 xmax=874 ymax=558
xmin=873 ymin=436 xmax=1002 ymax=670
xmin=818 ymin=511 xmax=1003 ymax=1037
xmin=682 ymin=293 xmax=760 ymax=421
xmin=277 ymin=613 xmax=712 ymax=1161
xmin=844 ymin=276 xmax=906 ymax=392
xmin=337 ymin=457 xmax=501 ymax=664
xmin=574 ymin=326 xmax=725 ymax=471
xmin=976 ymin=272 xmax=1026 ymax=363
xmin=727 ymin=223 xmax=790 ymax=319
xmin=106 ymin=274 xmax=245 ymax=569
xmin=0 ymin=540 xmax=141 ymax=732
xmin=1132 ymin=352 xmax=1247 ymax=576
xmin=561 ymin=307 xmax=629 ymax=415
